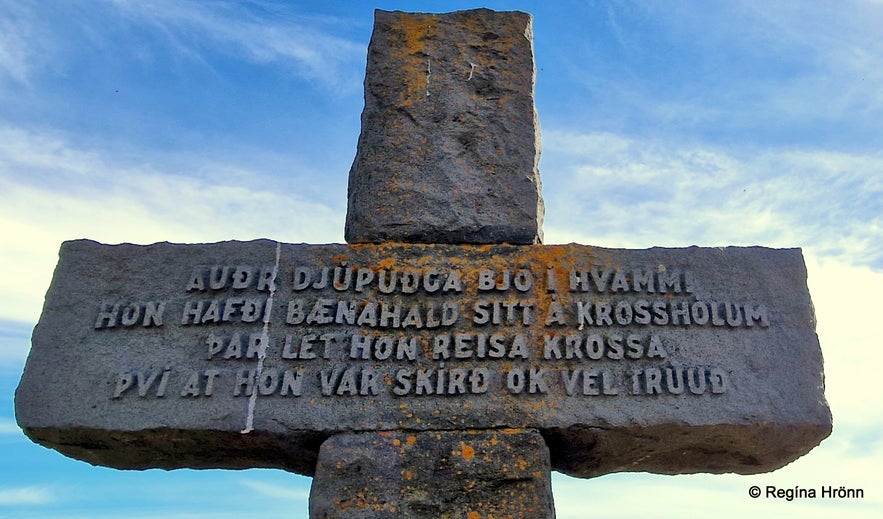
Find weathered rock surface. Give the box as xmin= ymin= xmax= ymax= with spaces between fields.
xmin=345 ymin=9 xmax=544 ymax=244
xmin=310 ymin=429 xmax=554 ymax=518
xmin=16 ymin=239 xmax=831 ymax=477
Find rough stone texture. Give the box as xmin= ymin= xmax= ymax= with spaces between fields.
xmin=310 ymin=429 xmax=554 ymax=518
xmin=16 ymin=239 xmax=831 ymax=477
xmin=345 ymin=9 xmax=544 ymax=245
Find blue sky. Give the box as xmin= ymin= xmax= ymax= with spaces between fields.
xmin=1 ymin=0 xmax=882 ymax=517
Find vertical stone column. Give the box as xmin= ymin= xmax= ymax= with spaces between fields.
xmin=322 ymin=8 xmax=554 ymax=518
xmin=310 ymin=429 xmax=554 ymax=518
xmin=345 ymin=9 xmax=544 ymax=245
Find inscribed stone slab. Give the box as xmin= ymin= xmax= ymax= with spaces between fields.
xmin=16 ymin=239 xmax=831 ymax=477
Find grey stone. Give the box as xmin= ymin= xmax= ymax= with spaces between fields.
xmin=16 ymin=239 xmax=831 ymax=477
xmin=345 ymin=9 xmax=544 ymax=245
xmin=309 ymin=429 xmax=554 ymax=518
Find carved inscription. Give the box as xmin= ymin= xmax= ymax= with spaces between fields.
xmin=97 ymin=259 xmax=770 ymax=403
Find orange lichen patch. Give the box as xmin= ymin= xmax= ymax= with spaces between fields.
xmin=468 ymin=512 xmax=481 ymax=519
xmin=404 ymin=470 xmax=413 ymax=480
xmin=392 ymin=438 xmax=401 ymax=446
xmin=345 ymin=243 xmax=371 ymax=254
xmin=410 ymin=255 xmax=438 ymax=267
xmin=395 ymin=13 xmax=434 ymax=55
xmin=406 ymin=435 xmax=417 ymax=446
xmin=374 ymin=257 xmax=396 ymax=270
xmin=529 ymin=400 xmax=552 ymax=412
xmin=386 ymin=13 xmax=438 ymax=107
xmin=370 ymin=242 xmax=415 ymax=256
xmin=502 ymin=428 xmax=524 ymax=435
xmin=378 ymin=431 xmax=393 ymax=438
xmin=460 ymin=442 xmax=475 ymax=460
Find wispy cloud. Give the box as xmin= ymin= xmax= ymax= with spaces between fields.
xmin=0 ymin=319 xmax=31 ymax=366
xmin=557 ymin=1 xmax=883 ymax=149
xmin=0 ymin=2 xmax=50 ymax=87
xmin=0 ymin=486 xmax=53 ymax=505
xmin=0 ymin=419 xmax=22 ymax=436
xmin=541 ymin=129 xmax=883 ymax=270
xmin=240 ymin=479 xmax=309 ymax=501
xmin=103 ymin=0 xmax=363 ymax=94
xmin=0 ymin=0 xmax=364 ymax=97
xmin=843 ymin=425 xmax=883 ymax=458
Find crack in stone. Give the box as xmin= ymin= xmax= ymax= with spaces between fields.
xmin=241 ymin=240 xmax=281 ymax=434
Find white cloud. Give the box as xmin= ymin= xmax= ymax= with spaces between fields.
xmin=805 ymin=255 xmax=883 ymax=427
xmin=240 ymin=479 xmax=309 ymax=502
xmin=0 ymin=486 xmax=53 ymax=505
xmin=541 ymin=129 xmax=883 ymax=271
xmin=0 ymin=418 xmax=22 ymax=435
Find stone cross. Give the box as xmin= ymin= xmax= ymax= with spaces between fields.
xmin=16 ymin=9 xmax=831 ymax=519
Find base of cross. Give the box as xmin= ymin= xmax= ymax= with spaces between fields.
xmin=310 ymin=429 xmax=554 ymax=519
